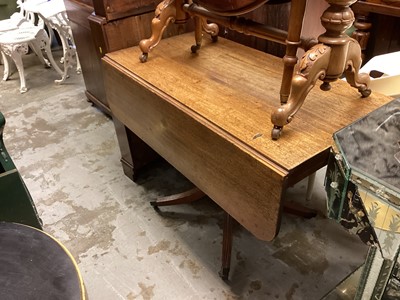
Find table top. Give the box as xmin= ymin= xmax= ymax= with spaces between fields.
xmin=106 ymin=33 xmax=392 ymax=176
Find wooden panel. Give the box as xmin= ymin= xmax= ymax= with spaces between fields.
xmin=367 ymin=14 xmax=400 ymax=59
xmin=351 ymin=1 xmax=400 ymax=62
xmin=103 ymin=33 xmax=392 ymax=240
xmin=92 ymin=0 xmax=158 ymax=21
xmin=64 ymin=0 xmax=107 ymax=108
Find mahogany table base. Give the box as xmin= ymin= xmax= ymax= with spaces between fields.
xmin=151 ymin=187 xmax=317 ymax=280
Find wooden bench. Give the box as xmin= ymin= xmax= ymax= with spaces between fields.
xmin=102 ymin=32 xmax=392 ymax=275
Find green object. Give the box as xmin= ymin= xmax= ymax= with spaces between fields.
xmin=0 ymin=112 xmax=42 ymax=229
xmin=0 ymin=0 xmax=18 ymax=20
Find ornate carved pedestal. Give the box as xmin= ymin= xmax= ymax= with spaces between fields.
xmin=271 ymin=0 xmax=371 ymax=139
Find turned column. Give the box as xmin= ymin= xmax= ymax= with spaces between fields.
xmin=318 ymin=0 xmax=358 ymax=90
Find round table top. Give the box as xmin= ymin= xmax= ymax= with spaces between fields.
xmin=0 ymin=222 xmax=85 ymax=300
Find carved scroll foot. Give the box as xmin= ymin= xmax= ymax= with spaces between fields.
xmin=344 ymin=39 xmax=371 ymax=97
xmin=201 ymin=17 xmax=219 ymax=42
xmin=139 ymin=0 xmax=178 ymax=62
xmin=271 ymin=44 xmax=331 ymax=140
xmin=10 ymin=50 xmax=27 ymax=93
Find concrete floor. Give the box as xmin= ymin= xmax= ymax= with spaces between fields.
xmin=0 ymin=51 xmax=368 ymax=299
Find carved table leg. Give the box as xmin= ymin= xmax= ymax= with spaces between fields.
xmin=271 ymin=0 xmax=371 ymax=140
xmin=201 ymin=17 xmax=219 ymax=42
xmin=343 ymin=39 xmax=371 ymax=96
xmin=280 ymin=0 xmax=307 ymax=104
xmin=29 ymin=39 xmax=51 ymax=69
xmin=190 ymin=16 xmax=219 ymax=53
xmin=139 ymin=0 xmax=188 ymax=62
xmin=271 ymin=44 xmax=331 ymax=138
xmin=1 ymin=50 xmax=10 ymax=81
xmin=36 ymin=29 xmax=66 ymax=83
xmin=8 ymin=44 xmax=29 ymax=93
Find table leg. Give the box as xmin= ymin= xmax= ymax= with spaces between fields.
xmin=150 ymin=187 xmax=205 ymax=208
xmin=306 ymin=172 xmax=316 ymax=201
xmin=35 ymin=29 xmax=65 ymax=82
xmin=1 ymin=50 xmax=10 ymax=80
xmin=280 ymin=0 xmax=307 ymax=104
xmin=113 ymin=118 xmax=161 ymax=182
xmin=139 ymin=0 xmax=184 ymax=62
xmin=28 ymin=39 xmax=51 ymax=68
xmin=219 ymin=212 xmax=234 ymax=281
xmin=270 ymin=0 xmax=371 ymax=140
xmin=9 ymin=45 xmax=28 ymax=93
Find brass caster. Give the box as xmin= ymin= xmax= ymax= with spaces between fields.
xmin=191 ymin=44 xmax=201 ymax=53
xmin=271 ymin=126 xmax=283 ymax=140
xmin=140 ymin=53 xmax=148 ymax=63
xmin=211 ymin=35 xmax=218 ymax=43
xmin=360 ymin=88 xmax=371 ymax=98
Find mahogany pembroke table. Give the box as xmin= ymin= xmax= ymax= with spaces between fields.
xmin=102 ymin=33 xmax=392 ymax=278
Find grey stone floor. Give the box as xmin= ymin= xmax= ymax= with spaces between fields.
xmin=0 ymin=51 xmax=368 ymax=299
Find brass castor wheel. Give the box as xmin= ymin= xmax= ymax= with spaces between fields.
xmin=139 ymin=53 xmax=148 ymax=63
xmin=191 ymin=44 xmax=201 ymax=53
xmin=271 ymin=125 xmax=283 ymax=140
xmin=211 ymin=35 xmax=218 ymax=43
xmin=360 ymin=88 xmax=371 ymax=98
